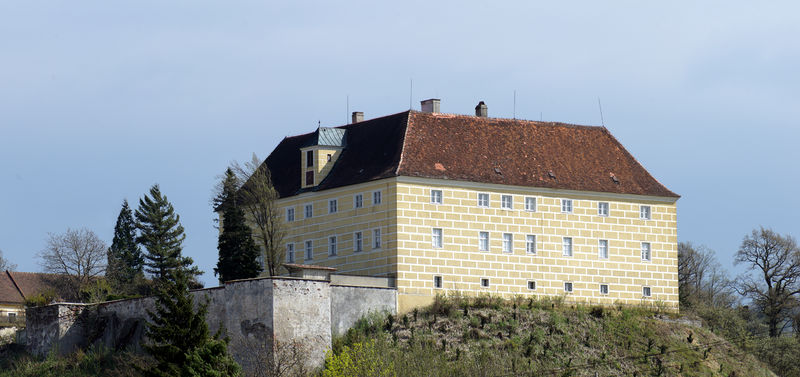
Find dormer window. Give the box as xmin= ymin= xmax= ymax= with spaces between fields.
xmin=306 ymin=150 xmax=314 ymax=167
xmin=305 ymin=171 xmax=314 ymax=186
xmin=327 ymin=154 xmax=332 ymax=162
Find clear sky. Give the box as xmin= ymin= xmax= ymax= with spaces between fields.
xmin=1 ymin=1 xmax=798 ymax=286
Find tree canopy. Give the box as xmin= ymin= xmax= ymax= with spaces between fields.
xmin=214 ymin=168 xmax=262 ymax=283
xmin=107 ymin=199 xmax=145 ymax=295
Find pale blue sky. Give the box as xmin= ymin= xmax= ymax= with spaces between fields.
xmin=1 ymin=1 xmax=798 ymax=286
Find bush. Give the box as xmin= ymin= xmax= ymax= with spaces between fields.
xmin=323 ymin=340 xmax=394 ymax=377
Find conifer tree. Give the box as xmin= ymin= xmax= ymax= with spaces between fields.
xmin=135 ymin=184 xmax=199 ymax=285
xmin=214 ymin=168 xmax=262 ymax=283
xmin=107 ymin=200 xmax=145 ymax=294
xmin=144 ymin=268 xmax=240 ymax=377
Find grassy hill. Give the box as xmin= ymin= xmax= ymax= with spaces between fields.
xmin=324 ymin=295 xmax=776 ymax=377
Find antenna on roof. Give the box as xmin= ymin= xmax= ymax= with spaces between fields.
xmin=409 ymin=79 xmax=413 ymax=110
xmin=513 ymin=90 xmax=516 ymax=119
xmin=597 ymin=97 xmax=605 ymax=127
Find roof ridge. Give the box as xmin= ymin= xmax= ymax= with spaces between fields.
xmin=411 ymin=110 xmax=604 ymax=130
xmin=394 ymin=111 xmax=413 ymax=176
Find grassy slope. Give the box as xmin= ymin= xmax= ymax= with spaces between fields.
xmin=327 ymin=295 xmax=776 ymax=377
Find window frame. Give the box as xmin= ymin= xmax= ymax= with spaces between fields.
xmin=432 ymin=228 xmax=443 ymax=248
xmin=305 ymin=240 xmax=313 ymax=260
xmin=373 ymin=191 xmax=382 ymax=205
xmin=598 ymin=239 xmax=609 ymax=259
xmin=561 ymin=199 xmax=573 ymax=213
xmin=640 ymin=205 xmax=651 ymax=220
xmin=526 ymin=234 xmax=536 ymax=255
xmin=328 ymin=236 xmax=337 ymax=256
xmin=598 ymin=202 xmax=609 ymax=217
xmin=480 ymin=278 xmax=490 ymax=288
xmin=329 ymin=199 xmax=338 ymax=214
xmin=600 ymin=284 xmax=609 ymax=295
xmin=431 ymin=189 xmax=443 ymax=204
xmin=477 ymin=193 xmax=490 ymax=207
xmin=641 ymin=242 xmax=652 ymax=261
xmin=527 ymin=280 xmax=536 ymax=291
xmin=306 ymin=150 xmax=314 ymax=167
xmin=642 ymin=286 xmax=652 ymax=297
xmin=502 ymin=233 xmax=513 ymax=253
xmin=286 ymin=243 xmax=295 ymax=263
xmin=354 ymin=194 xmax=363 ymax=209
xmin=373 ymin=228 xmax=382 ymax=249
xmin=304 ymin=204 xmax=313 ymax=218
xmin=525 ymin=196 xmax=537 ymax=212
xmin=562 ymin=237 xmax=573 ymax=257
xmin=479 ymin=231 xmax=489 ymax=251
xmin=564 ymin=282 xmax=573 ymax=293
xmin=354 ymin=231 xmax=363 ymax=252
xmin=286 ymin=207 xmax=295 ymax=222
xmin=434 ymin=276 xmax=443 ymax=289
xmin=501 ymin=195 xmax=513 ymax=209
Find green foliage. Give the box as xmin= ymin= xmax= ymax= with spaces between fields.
xmin=214 ymin=168 xmax=262 ymax=283
xmin=144 ymin=269 xmax=239 ymax=377
xmin=322 ymin=340 xmax=394 ymax=377
xmin=135 ymin=184 xmax=199 ymax=284
xmin=24 ymin=289 xmax=56 ymax=307
xmin=0 ymin=346 xmax=151 ymax=377
xmin=107 ymin=200 xmax=145 ymax=296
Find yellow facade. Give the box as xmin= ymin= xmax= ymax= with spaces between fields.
xmin=278 ymin=176 xmax=678 ymax=313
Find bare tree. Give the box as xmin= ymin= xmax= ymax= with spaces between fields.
xmin=734 ymin=227 xmax=800 ymax=337
xmin=0 ymin=248 xmax=17 ymax=272
xmin=38 ymin=228 xmax=107 ymax=300
xmin=232 ymin=154 xmax=286 ymax=276
xmin=678 ymin=242 xmax=734 ymax=307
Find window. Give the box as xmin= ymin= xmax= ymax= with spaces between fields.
xmin=640 ymin=205 xmax=651 ymax=220
xmin=305 ymin=240 xmax=313 ymax=260
xmin=641 ymin=242 xmax=651 ymax=261
xmin=373 ymin=191 xmax=382 ymax=205
xmin=642 ymin=286 xmax=652 ymax=297
xmin=326 ymin=153 xmax=332 ymax=162
xmin=562 ymin=237 xmax=573 ymax=257
xmin=478 ymin=193 xmax=490 ymax=207
xmin=286 ymin=243 xmax=295 ymax=263
xmin=306 ymin=150 xmax=314 ymax=167
xmin=329 ymin=236 xmax=337 ymax=256
xmin=431 ymin=189 xmax=443 ymax=204
xmin=286 ymin=208 xmax=295 ymax=222
xmin=329 ymin=199 xmax=338 ymax=214
xmin=501 ymin=195 xmax=513 ymax=209
xmin=354 ymin=232 xmax=363 ymax=252
xmin=479 ymin=232 xmax=489 ymax=251
xmin=480 ymin=278 xmax=490 ymax=288
xmin=527 ymin=281 xmax=536 ymax=290
xmin=354 ymin=194 xmax=363 ymax=209
xmin=525 ymin=197 xmax=536 ymax=212
xmin=600 ymin=284 xmax=609 ymax=295
xmin=561 ymin=199 xmax=573 ymax=213
xmin=434 ymin=276 xmax=443 ymax=289
xmin=598 ymin=239 xmax=609 ymax=259
xmin=526 ymin=235 xmax=536 ymax=254
xmin=432 ymin=228 xmax=443 ymax=248
xmin=305 ymin=171 xmax=314 ymax=186
xmin=304 ymin=204 xmax=313 ymax=218
xmin=564 ymin=282 xmax=573 ymax=293
xmin=598 ymin=202 xmax=609 ymax=217
xmin=373 ymin=229 xmax=382 ymax=249
xmin=502 ymin=233 xmax=513 ymax=253
xmin=8 ymin=312 xmax=15 ymax=321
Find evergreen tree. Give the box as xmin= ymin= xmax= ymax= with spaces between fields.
xmin=214 ymin=168 xmax=262 ymax=283
xmin=107 ymin=200 xmax=145 ymax=295
xmin=135 ymin=184 xmax=199 ymax=284
xmin=144 ymin=268 xmax=240 ymax=377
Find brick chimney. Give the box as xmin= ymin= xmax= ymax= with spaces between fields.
xmin=475 ymin=101 xmax=488 ymax=117
xmin=420 ymin=99 xmax=440 ymax=113
xmin=352 ymin=111 xmax=364 ymax=123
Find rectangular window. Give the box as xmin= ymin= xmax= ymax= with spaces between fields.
xmin=431 ymin=189 xmax=443 ymax=204
xmin=305 ymin=171 xmax=314 ymax=186
xmin=525 ymin=197 xmax=536 ymax=212
xmin=478 ymin=193 xmax=490 ymax=207
xmin=286 ymin=243 xmax=295 ymax=263
xmin=373 ymin=228 xmax=382 ymax=249
xmin=641 ymin=242 xmax=651 ymax=261
xmin=373 ymin=191 xmax=382 ymax=205
xmin=526 ymin=235 xmax=536 ymax=254
xmin=329 ymin=236 xmax=337 ymax=256
xmin=432 ymin=228 xmax=443 ymax=248
xmin=306 ymin=150 xmax=314 ymax=167
xmin=562 ymin=237 xmax=573 ymax=257
xmin=643 ymin=286 xmax=652 ymax=297
xmin=640 ymin=205 xmax=651 ymax=220
xmin=434 ymin=276 xmax=443 ymax=289
xmin=326 ymin=153 xmax=331 ymax=162
xmin=479 ymin=232 xmax=489 ymax=251
xmin=600 ymin=284 xmax=609 ymax=295
xmin=354 ymin=194 xmax=363 ymax=209
xmin=354 ymin=232 xmax=363 ymax=252
xmin=501 ymin=195 xmax=513 ymax=209
xmin=329 ymin=199 xmax=338 ymax=214
xmin=564 ymin=282 xmax=573 ymax=293
xmin=286 ymin=208 xmax=295 ymax=222
xmin=480 ymin=278 xmax=490 ymax=288
xmin=598 ymin=202 xmax=609 ymax=217
xmin=305 ymin=240 xmax=313 ymax=260
xmin=304 ymin=204 xmax=313 ymax=218
xmin=502 ymin=233 xmax=513 ymax=253
xmin=561 ymin=199 xmax=573 ymax=213
xmin=527 ymin=281 xmax=536 ymax=290
xmin=598 ymin=239 xmax=609 ymax=259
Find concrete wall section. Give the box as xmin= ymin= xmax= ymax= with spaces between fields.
xmin=330 ymin=285 xmax=396 ymax=336
xmin=272 ymin=279 xmax=331 ymax=371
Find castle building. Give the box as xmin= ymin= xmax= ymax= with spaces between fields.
xmin=259 ymin=99 xmax=679 ymax=313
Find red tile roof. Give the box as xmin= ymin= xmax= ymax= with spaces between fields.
xmin=0 ymin=271 xmax=69 ymax=305
xmin=264 ymin=110 xmax=678 ymax=199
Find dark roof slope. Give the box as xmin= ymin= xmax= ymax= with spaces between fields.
xmin=0 ymin=271 xmax=68 ymax=305
xmin=264 ymin=110 xmax=678 ymax=199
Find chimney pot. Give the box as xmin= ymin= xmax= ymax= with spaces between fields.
xmin=420 ymin=98 xmax=441 ymax=113
xmin=352 ymin=111 xmax=364 ymax=123
xmin=475 ymin=101 xmax=488 ymax=117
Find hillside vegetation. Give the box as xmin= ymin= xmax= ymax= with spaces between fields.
xmin=323 ymin=295 xmax=777 ymax=377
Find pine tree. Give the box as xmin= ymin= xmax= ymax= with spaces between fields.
xmin=107 ymin=200 xmax=145 ymax=295
xmin=135 ymin=184 xmax=198 ymax=284
xmin=144 ymin=269 xmax=240 ymax=377
xmin=215 ymin=168 xmax=262 ymax=283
